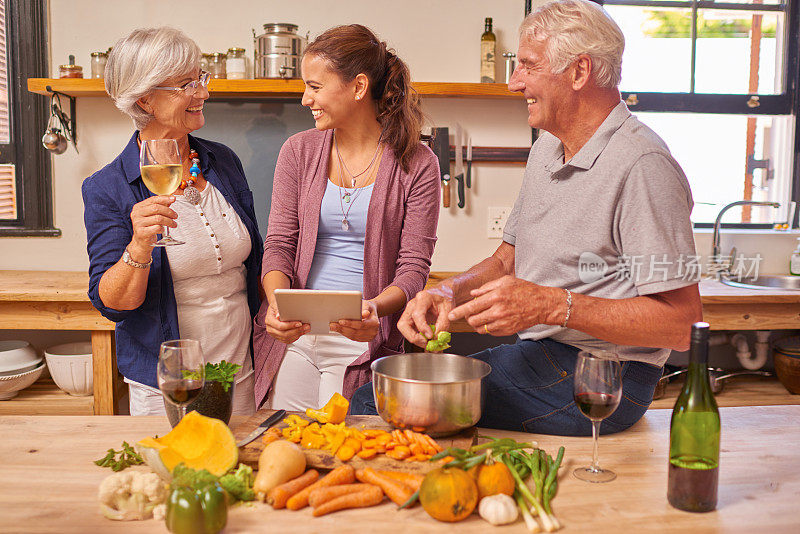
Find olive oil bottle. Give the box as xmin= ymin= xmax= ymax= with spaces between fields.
xmin=667 ymin=322 xmax=721 ymax=512
xmin=480 ymin=17 xmax=496 ymax=83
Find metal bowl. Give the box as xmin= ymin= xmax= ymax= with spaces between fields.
xmin=371 ymin=353 xmax=491 ymax=437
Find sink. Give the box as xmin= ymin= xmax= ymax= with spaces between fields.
xmin=721 ymin=274 xmax=800 ymax=290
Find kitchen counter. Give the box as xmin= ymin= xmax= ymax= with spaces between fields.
xmin=1 ymin=406 xmax=797 ymax=533
xmin=427 ymin=273 xmax=800 ymax=332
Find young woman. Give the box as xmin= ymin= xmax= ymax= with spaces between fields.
xmin=254 ymin=24 xmax=441 ymax=411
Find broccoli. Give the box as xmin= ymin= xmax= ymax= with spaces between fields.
xmin=170 ymin=464 xmax=218 ymax=490
xmin=218 ymin=464 xmax=256 ymax=502
xmin=425 ymin=325 xmax=451 ymax=353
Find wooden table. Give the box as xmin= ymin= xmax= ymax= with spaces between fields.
xmin=1 ymin=406 xmax=798 ymax=533
xmin=427 ymin=273 xmax=800 ymax=332
xmin=0 ymin=270 xmax=118 ymax=415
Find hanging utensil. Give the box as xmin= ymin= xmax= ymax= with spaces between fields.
xmin=465 ymin=137 xmax=472 ymax=188
xmin=430 ymin=127 xmax=450 ymax=208
xmin=453 ymin=124 xmax=465 ymax=209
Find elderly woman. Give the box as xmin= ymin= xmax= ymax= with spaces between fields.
xmin=254 ymin=24 xmax=441 ymax=411
xmin=82 ymin=27 xmax=262 ymax=416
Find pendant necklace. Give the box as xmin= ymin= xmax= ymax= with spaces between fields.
xmin=333 ymin=129 xmax=382 ymax=231
xmin=334 ymin=130 xmax=381 ymax=204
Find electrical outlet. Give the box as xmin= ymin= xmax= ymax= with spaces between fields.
xmin=487 ymin=206 xmax=512 ymax=238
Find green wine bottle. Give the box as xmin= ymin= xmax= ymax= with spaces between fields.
xmin=667 ymin=321 xmax=721 ymax=512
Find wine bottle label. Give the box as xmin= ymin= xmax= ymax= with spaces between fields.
xmin=791 ymin=254 xmax=800 ymax=275
xmin=481 ymin=41 xmax=496 ymax=83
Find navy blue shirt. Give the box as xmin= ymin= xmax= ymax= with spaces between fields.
xmin=82 ymin=132 xmax=263 ymax=388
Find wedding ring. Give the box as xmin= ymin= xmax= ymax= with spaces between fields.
xmin=484 ymin=324 xmax=491 ymax=335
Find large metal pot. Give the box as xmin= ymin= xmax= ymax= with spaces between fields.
xmin=371 ymin=353 xmax=491 ymax=437
xmin=252 ymin=23 xmax=306 ymax=79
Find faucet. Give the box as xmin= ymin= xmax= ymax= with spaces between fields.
xmin=711 ymin=200 xmax=781 ymax=265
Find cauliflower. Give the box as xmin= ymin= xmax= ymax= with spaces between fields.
xmin=98 ymin=469 xmax=168 ymax=521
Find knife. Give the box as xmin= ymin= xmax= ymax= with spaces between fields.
xmin=454 ymin=124 xmax=465 ymax=209
xmin=236 ymin=409 xmax=287 ymax=447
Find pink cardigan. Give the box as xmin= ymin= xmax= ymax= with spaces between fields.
xmin=253 ymin=128 xmax=441 ymax=406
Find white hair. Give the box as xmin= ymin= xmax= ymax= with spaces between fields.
xmin=104 ymin=27 xmax=201 ymax=130
xmin=520 ymin=0 xmax=625 ymax=88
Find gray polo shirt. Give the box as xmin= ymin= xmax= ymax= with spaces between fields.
xmin=504 ymin=101 xmax=696 ymax=367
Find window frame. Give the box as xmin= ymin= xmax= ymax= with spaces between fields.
xmin=0 ymin=0 xmax=58 ymax=237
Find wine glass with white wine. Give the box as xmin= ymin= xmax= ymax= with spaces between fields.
xmin=140 ymin=138 xmax=184 ymax=246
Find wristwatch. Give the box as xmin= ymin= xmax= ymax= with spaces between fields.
xmin=122 ymin=247 xmax=152 ymax=269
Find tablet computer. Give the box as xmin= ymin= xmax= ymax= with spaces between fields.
xmin=273 ymin=289 xmax=363 ymax=335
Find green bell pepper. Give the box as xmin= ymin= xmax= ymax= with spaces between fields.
xmin=165 ymin=482 xmax=228 ymax=534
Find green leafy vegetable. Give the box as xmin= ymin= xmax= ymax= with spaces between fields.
xmin=94 ymin=441 xmax=144 ymax=471
xmin=171 ymin=464 xmax=219 ymax=490
xmin=425 ymin=324 xmax=451 ymax=352
xmin=172 ymin=463 xmax=256 ymax=503
xmin=218 ymin=464 xmax=256 ymax=502
xmin=183 ymin=361 xmax=242 ymax=392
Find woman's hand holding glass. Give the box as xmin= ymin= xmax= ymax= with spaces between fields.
xmin=128 ymin=196 xmax=178 ymax=258
xmin=330 ymin=300 xmax=379 ymax=342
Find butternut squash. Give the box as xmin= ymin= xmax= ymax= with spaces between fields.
xmin=136 ymin=410 xmax=237 ymax=480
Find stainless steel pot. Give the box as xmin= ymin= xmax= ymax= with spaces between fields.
xmin=252 ymin=23 xmax=306 ymax=79
xmin=371 ymin=353 xmax=491 ymax=437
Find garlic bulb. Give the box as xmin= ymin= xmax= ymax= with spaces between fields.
xmin=478 ymin=493 xmax=519 ymax=525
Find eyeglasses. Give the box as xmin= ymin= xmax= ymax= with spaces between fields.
xmin=154 ymin=71 xmax=211 ymax=97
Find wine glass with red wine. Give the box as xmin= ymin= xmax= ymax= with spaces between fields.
xmin=157 ymin=339 xmax=205 ymax=422
xmin=573 ymin=350 xmax=622 ymax=483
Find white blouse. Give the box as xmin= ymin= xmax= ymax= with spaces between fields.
xmin=165 ymin=182 xmax=253 ymax=381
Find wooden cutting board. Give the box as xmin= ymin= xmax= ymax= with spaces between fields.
xmin=234 ymin=409 xmax=476 ymax=474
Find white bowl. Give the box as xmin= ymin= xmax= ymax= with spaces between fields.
xmin=44 ymin=341 xmax=93 ymax=396
xmin=0 ymin=361 xmax=46 ymax=400
xmin=0 ymin=340 xmax=42 ymax=375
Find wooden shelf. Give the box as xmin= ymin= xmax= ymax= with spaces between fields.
xmin=0 ymin=378 xmax=94 ymax=415
xmin=27 ymin=78 xmax=523 ymax=100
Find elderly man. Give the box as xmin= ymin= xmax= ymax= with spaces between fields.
xmin=350 ymin=0 xmax=703 ymax=435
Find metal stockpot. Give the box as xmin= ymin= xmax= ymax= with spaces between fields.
xmin=252 ymin=23 xmax=306 ymax=79
xmin=371 ymin=353 xmax=491 ymax=437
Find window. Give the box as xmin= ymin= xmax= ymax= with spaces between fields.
xmin=601 ymin=0 xmax=798 ymax=227
xmin=0 ymin=0 xmax=57 ymax=236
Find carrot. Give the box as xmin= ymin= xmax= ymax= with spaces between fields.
xmin=266 ymin=469 xmax=319 ymax=509
xmin=286 ymin=464 xmax=356 ymax=510
xmin=308 ymin=483 xmax=381 ymax=508
xmin=355 ymin=467 xmax=414 ymax=506
xmin=312 ymin=484 xmax=384 ymax=517
xmin=377 ymin=470 xmax=424 ymax=492
xmin=386 ymin=445 xmax=411 ymax=460
xmin=422 ymin=434 xmax=443 ymax=453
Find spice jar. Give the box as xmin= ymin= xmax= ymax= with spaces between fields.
xmin=226 ymin=47 xmax=246 ymax=79
xmin=59 ymin=64 xmax=83 ymax=79
xmin=207 ymin=52 xmax=226 ymax=79
xmin=200 ymin=53 xmax=213 ymax=72
xmin=90 ymin=51 xmax=108 ymax=79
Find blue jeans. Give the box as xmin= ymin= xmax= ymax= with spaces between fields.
xmin=349 ymin=338 xmax=663 ymax=436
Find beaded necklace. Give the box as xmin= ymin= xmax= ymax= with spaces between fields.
xmin=181 ymin=149 xmax=202 ymax=205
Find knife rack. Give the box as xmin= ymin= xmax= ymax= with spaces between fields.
xmin=449 ymin=146 xmax=529 ymax=164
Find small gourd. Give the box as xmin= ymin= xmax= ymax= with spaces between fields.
xmin=468 ymin=449 xmax=516 ymax=500
xmin=419 ymin=467 xmax=479 ymax=522
xmin=478 ymin=493 xmax=519 ymax=526
xmin=253 ymin=440 xmax=306 ymax=501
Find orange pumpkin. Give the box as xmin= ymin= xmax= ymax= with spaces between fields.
xmin=419 ymin=467 xmax=479 ymax=522
xmin=468 ymin=461 xmax=516 ymax=500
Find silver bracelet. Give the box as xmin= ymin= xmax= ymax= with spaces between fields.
xmin=561 ymin=288 xmax=572 ymax=328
